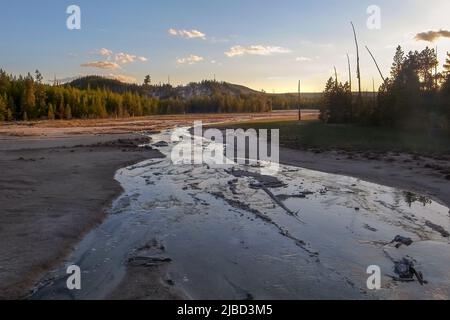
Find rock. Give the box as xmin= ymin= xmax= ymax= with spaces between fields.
xmin=153 ymin=141 xmax=169 ymax=147
xmin=393 ymin=258 xmax=426 ymax=285
xmin=394 ymin=258 xmax=415 ymax=279
xmin=392 ymin=235 xmax=413 ymax=248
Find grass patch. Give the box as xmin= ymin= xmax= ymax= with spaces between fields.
xmin=220 ymin=121 xmax=450 ymax=155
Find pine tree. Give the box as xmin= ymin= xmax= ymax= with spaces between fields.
xmin=144 ymin=75 xmax=151 ymax=86
xmin=47 ymin=103 xmax=55 ymax=120
xmin=6 ymin=108 xmax=12 ymax=121
xmin=64 ymin=104 xmax=72 ymax=120
xmin=21 ymin=78 xmax=36 ymax=118
xmin=58 ymin=95 xmax=65 ymax=119
xmin=0 ymin=94 xmax=6 ymax=121
xmin=391 ymin=46 xmax=405 ymax=79
xmin=444 ymin=52 xmax=450 ymax=75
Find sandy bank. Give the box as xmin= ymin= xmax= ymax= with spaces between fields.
xmin=0 ymin=134 xmax=163 ymax=299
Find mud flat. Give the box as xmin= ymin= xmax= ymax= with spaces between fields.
xmin=0 ymin=133 xmax=166 ymax=299
xmin=278 ymin=147 xmax=450 ymax=209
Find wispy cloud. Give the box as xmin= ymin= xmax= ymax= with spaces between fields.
xmin=415 ymin=29 xmax=450 ymax=42
xmin=168 ymin=28 xmax=206 ymax=39
xmin=92 ymin=48 xmax=148 ymax=63
xmin=177 ymin=54 xmax=204 ymax=65
xmin=83 ymin=49 xmax=148 ymax=69
xmin=295 ymin=56 xmax=312 ymax=62
xmin=80 ymin=61 xmax=121 ymax=70
xmin=225 ymin=45 xmax=291 ymax=57
xmin=98 ymin=48 xmax=113 ymax=57
xmin=115 ymin=52 xmax=147 ymax=64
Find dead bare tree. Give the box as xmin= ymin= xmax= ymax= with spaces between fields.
xmin=372 ymin=77 xmax=376 ymax=98
xmin=365 ymin=46 xmax=386 ymax=83
xmin=435 ymin=46 xmax=438 ymax=88
xmin=298 ymin=80 xmax=302 ymax=121
xmin=351 ymin=22 xmax=362 ymax=100
xmin=334 ymin=66 xmax=338 ymax=88
xmin=346 ymin=53 xmax=352 ymax=91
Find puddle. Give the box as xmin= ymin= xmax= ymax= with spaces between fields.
xmin=33 ymin=127 xmax=450 ymax=300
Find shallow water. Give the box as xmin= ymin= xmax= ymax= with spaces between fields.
xmin=33 ymin=128 xmax=450 ymax=300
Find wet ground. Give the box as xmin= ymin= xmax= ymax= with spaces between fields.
xmin=33 ymin=128 xmax=450 ymax=300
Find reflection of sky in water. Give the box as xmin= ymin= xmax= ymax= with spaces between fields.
xmin=33 ymin=128 xmax=450 ymax=300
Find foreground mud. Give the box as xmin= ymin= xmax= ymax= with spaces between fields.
xmin=0 ymin=135 xmax=162 ymax=299
xmin=32 ymin=128 xmax=450 ymax=300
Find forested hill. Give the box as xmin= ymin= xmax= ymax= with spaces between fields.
xmin=68 ymin=76 xmax=262 ymax=99
xmin=0 ymin=70 xmax=324 ymax=122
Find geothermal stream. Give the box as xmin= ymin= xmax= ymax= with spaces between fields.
xmin=33 ymin=127 xmax=450 ymax=300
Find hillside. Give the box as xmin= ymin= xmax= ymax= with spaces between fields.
xmin=67 ymin=76 xmax=263 ymax=99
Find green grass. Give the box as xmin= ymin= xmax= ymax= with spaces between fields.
xmin=223 ymin=121 xmax=450 ymax=155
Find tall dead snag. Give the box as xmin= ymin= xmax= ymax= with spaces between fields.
xmin=298 ymin=80 xmax=302 ymax=121
xmin=435 ymin=46 xmax=438 ymax=88
xmin=365 ymin=46 xmax=385 ymax=83
xmin=347 ymin=54 xmax=353 ymax=121
xmin=347 ymin=53 xmax=352 ymax=90
xmin=351 ymin=22 xmax=362 ymax=101
xmin=334 ymin=66 xmax=338 ymax=88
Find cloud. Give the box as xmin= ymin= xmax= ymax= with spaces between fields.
xmin=99 ymin=48 xmax=113 ymax=57
xmin=168 ymin=28 xmax=178 ymax=36
xmin=168 ymin=28 xmax=206 ymax=39
xmin=80 ymin=61 xmax=121 ymax=70
xmin=114 ymin=52 xmax=138 ymax=64
xmin=225 ymin=45 xmax=291 ymax=57
xmin=295 ymin=56 xmax=312 ymax=62
xmin=91 ymin=48 xmax=148 ymax=64
xmin=115 ymin=52 xmax=149 ymax=64
xmin=177 ymin=54 xmax=204 ymax=65
xmin=415 ymin=29 xmax=450 ymax=42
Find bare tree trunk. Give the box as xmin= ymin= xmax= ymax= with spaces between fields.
xmin=365 ymin=46 xmax=386 ymax=82
xmin=334 ymin=67 xmax=338 ymax=88
xmin=298 ymin=80 xmax=302 ymax=121
xmin=347 ymin=53 xmax=352 ymax=90
xmin=435 ymin=46 xmax=438 ymax=88
xmin=351 ymin=22 xmax=362 ymax=100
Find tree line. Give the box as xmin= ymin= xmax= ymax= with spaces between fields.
xmin=320 ymin=47 xmax=450 ymax=130
xmin=0 ymin=71 xmax=272 ymax=121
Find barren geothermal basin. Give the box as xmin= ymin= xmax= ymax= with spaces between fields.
xmin=33 ymin=128 xmax=450 ymax=300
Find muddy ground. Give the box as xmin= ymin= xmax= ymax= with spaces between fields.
xmin=0 ymin=134 xmax=167 ymax=299
xmin=279 ymin=148 xmax=450 ymax=209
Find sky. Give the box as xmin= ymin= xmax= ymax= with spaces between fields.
xmin=0 ymin=0 xmax=449 ymax=92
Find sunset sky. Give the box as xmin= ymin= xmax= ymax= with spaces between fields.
xmin=1 ymin=0 xmax=449 ymax=92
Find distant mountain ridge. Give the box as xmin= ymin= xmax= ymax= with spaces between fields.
xmin=67 ymin=76 xmax=264 ymax=99
xmin=67 ymin=76 xmax=329 ymax=99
